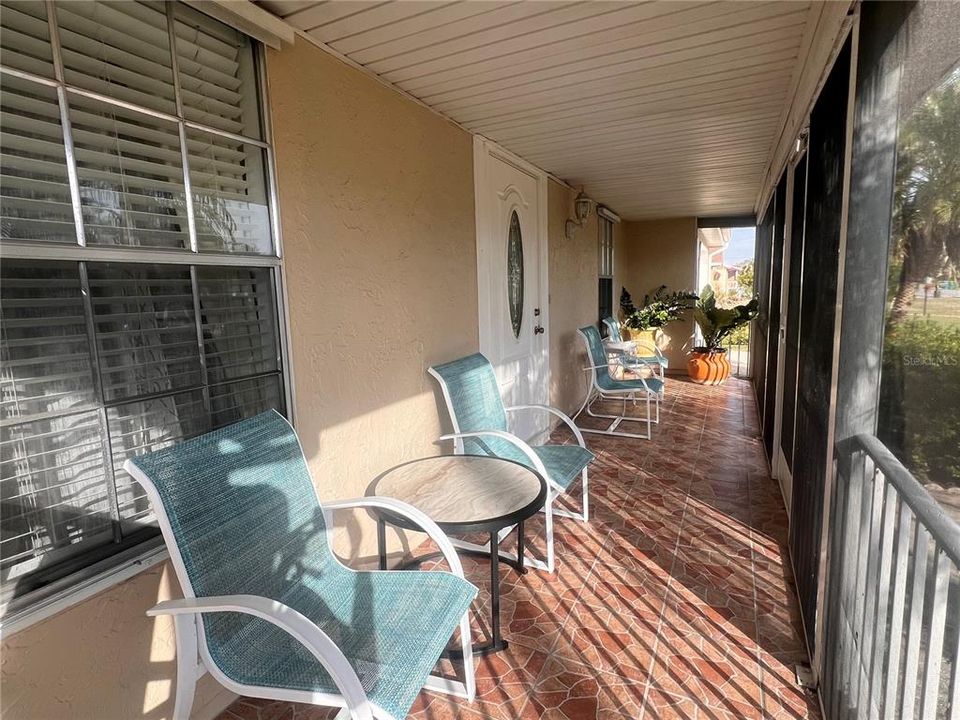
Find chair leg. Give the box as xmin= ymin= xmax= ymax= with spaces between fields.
xmin=424 ymin=610 xmax=476 ymax=701
xmin=172 ymin=614 xmax=199 ymax=720
xmin=526 ymin=494 xmax=557 ymax=573
xmin=458 ymin=612 xmax=476 ymax=700
xmin=581 ymin=468 xmax=589 ymax=523
xmin=646 ymin=394 xmax=652 ymax=438
xmin=578 ymin=391 xmax=654 ymax=439
xmin=544 ymin=496 xmax=555 ymax=573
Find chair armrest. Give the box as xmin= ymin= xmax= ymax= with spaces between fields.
xmin=503 ymin=404 xmax=586 ymax=448
xmin=619 ymin=355 xmax=656 ymax=371
xmin=437 ymin=430 xmax=558 ymax=493
xmin=582 ymin=362 xmax=615 ymax=371
xmin=149 ymin=595 xmax=372 ymax=720
xmin=324 ymin=496 xmax=465 ymax=578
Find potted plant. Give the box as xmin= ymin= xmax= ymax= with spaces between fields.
xmin=620 ymin=285 xmax=698 ymax=345
xmin=689 ymin=285 xmax=759 ymax=385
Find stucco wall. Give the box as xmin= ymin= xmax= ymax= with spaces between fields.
xmin=547 ymin=180 xmax=597 ymax=417
xmin=0 ymin=36 xmax=479 ymax=720
xmin=620 ymin=218 xmax=699 ymax=371
xmin=267 ymin=38 xmax=479 ymax=562
xmin=0 ymin=562 xmax=234 ymax=720
xmin=545 ymin=182 xmax=628 ymax=418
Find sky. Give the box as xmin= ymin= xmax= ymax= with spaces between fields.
xmin=725 ymin=226 xmax=756 ymax=265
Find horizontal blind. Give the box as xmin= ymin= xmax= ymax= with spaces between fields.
xmin=210 ymin=374 xmax=282 ymax=429
xmin=88 ymin=264 xmax=201 ymax=400
xmin=0 ymin=261 xmax=96 ymax=422
xmin=55 ymin=0 xmax=176 ymax=115
xmin=70 ymin=93 xmax=191 ymax=249
xmin=0 ymin=0 xmax=55 ymax=78
xmin=1 ymin=260 xmax=285 ymax=599
xmin=0 ymin=74 xmax=76 ymax=243
xmin=599 ymin=217 xmax=614 ymax=278
xmin=188 ymin=129 xmax=271 ymax=254
xmin=0 ymin=1 xmax=286 ymax=612
xmin=108 ymin=389 xmax=209 ymax=525
xmin=198 ymin=267 xmax=279 ymax=383
xmin=0 ymin=260 xmax=112 ymax=586
xmin=1 ymin=412 xmax=114 ymax=581
xmin=173 ymin=3 xmax=261 ymax=139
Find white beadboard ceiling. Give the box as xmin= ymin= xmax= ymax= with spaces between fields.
xmin=258 ymin=0 xmax=819 ymax=220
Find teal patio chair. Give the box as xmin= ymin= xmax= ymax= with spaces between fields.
xmin=124 ymin=410 xmax=477 ymax=720
xmin=429 ymin=354 xmax=594 ymax=573
xmin=602 ymin=316 xmax=669 ymax=379
xmin=576 ymin=325 xmax=663 ymax=439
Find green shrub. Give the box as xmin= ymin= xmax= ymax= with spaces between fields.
xmin=879 ymin=319 xmax=960 ymax=487
xmin=726 ymin=323 xmax=750 ymax=347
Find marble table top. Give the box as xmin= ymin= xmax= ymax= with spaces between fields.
xmin=371 ymin=455 xmax=545 ymax=531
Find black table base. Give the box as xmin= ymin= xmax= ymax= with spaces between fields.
xmin=377 ymin=522 xmax=526 ymax=656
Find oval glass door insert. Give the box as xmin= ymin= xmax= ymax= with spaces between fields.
xmin=506 ymin=210 xmax=524 ymax=338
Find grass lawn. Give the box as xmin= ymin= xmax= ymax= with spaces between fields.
xmin=906 ymin=295 xmax=960 ymax=326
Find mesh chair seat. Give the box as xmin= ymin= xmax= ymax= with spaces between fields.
xmin=581 ymin=326 xmax=661 ymax=396
xmin=429 ymin=352 xmax=594 ymax=571
xmin=430 ymin=354 xmax=596 ymax=482
xmin=577 ymin=325 xmax=661 ymax=439
xmin=602 ymin=316 xmax=624 ymax=342
xmin=528 ymin=445 xmax=594 ymax=489
xmin=211 ymin=569 xmax=474 ymax=719
xmin=129 ymin=411 xmax=475 ymax=720
xmin=597 ymin=375 xmax=665 ymax=393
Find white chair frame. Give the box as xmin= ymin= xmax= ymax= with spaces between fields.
xmin=125 ymin=455 xmax=476 ymax=720
xmin=429 ymin=367 xmax=590 ymax=574
xmin=575 ymin=332 xmax=663 ymax=440
xmin=601 ymin=319 xmax=668 ymax=381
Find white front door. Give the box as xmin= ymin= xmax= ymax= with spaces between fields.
xmin=474 ymin=137 xmax=549 ymax=442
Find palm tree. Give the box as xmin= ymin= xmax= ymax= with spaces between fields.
xmin=888 ymin=68 xmax=960 ymax=324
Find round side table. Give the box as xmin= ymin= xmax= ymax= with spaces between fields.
xmin=370 ymin=454 xmax=546 ymax=655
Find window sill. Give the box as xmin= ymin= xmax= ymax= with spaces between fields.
xmin=0 ymin=540 xmax=168 ymax=639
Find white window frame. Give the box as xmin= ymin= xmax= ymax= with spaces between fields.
xmin=0 ymin=1 xmax=295 ymax=635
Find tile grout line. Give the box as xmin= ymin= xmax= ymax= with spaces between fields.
xmin=219 ymin=379 xmax=815 ymax=720
xmin=529 ymin=379 xmax=697 ymax=717
xmin=744 ymin=384 xmax=769 ymax=717
xmin=512 ymin=527 xmax=611 ymax=718
xmin=637 ymin=380 xmax=710 ymax=719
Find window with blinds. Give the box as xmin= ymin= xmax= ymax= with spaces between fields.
xmin=0 ymin=0 xmax=287 ymax=617
xmin=598 ymin=217 xmax=614 ymax=331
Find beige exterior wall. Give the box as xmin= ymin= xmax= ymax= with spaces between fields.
xmin=0 ymin=562 xmax=234 ymax=720
xmin=0 ymin=36 xmax=479 ymax=720
xmin=544 ymin=182 xmax=628 ymax=418
xmin=267 ymin=38 xmax=479 ymax=562
xmin=619 ymin=218 xmax=699 ymax=371
xmin=547 ymin=181 xmax=597 ymax=417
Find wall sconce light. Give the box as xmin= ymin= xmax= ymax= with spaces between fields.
xmin=565 ymin=189 xmax=593 ymax=239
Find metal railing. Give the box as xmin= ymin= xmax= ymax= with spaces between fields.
xmin=822 ymin=434 xmax=960 ymax=720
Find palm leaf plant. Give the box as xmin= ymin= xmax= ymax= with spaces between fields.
xmin=888 ymin=68 xmax=960 ymax=324
xmin=621 ymin=285 xmax=698 ymax=331
xmin=693 ymin=285 xmax=759 ymax=352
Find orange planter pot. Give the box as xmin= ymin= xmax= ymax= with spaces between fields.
xmin=687 ymin=349 xmax=731 ymax=385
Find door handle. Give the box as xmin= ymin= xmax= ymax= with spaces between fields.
xmin=534 ymin=325 xmax=545 ymax=335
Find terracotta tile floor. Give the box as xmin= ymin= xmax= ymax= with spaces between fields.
xmin=216 ymin=378 xmax=820 ymax=720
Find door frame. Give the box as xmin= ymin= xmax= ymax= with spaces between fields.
xmin=770 ymin=169 xmax=791 ymax=484
xmin=772 ymin=140 xmax=808 ymax=511
xmin=472 ymin=135 xmax=551 ymax=405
